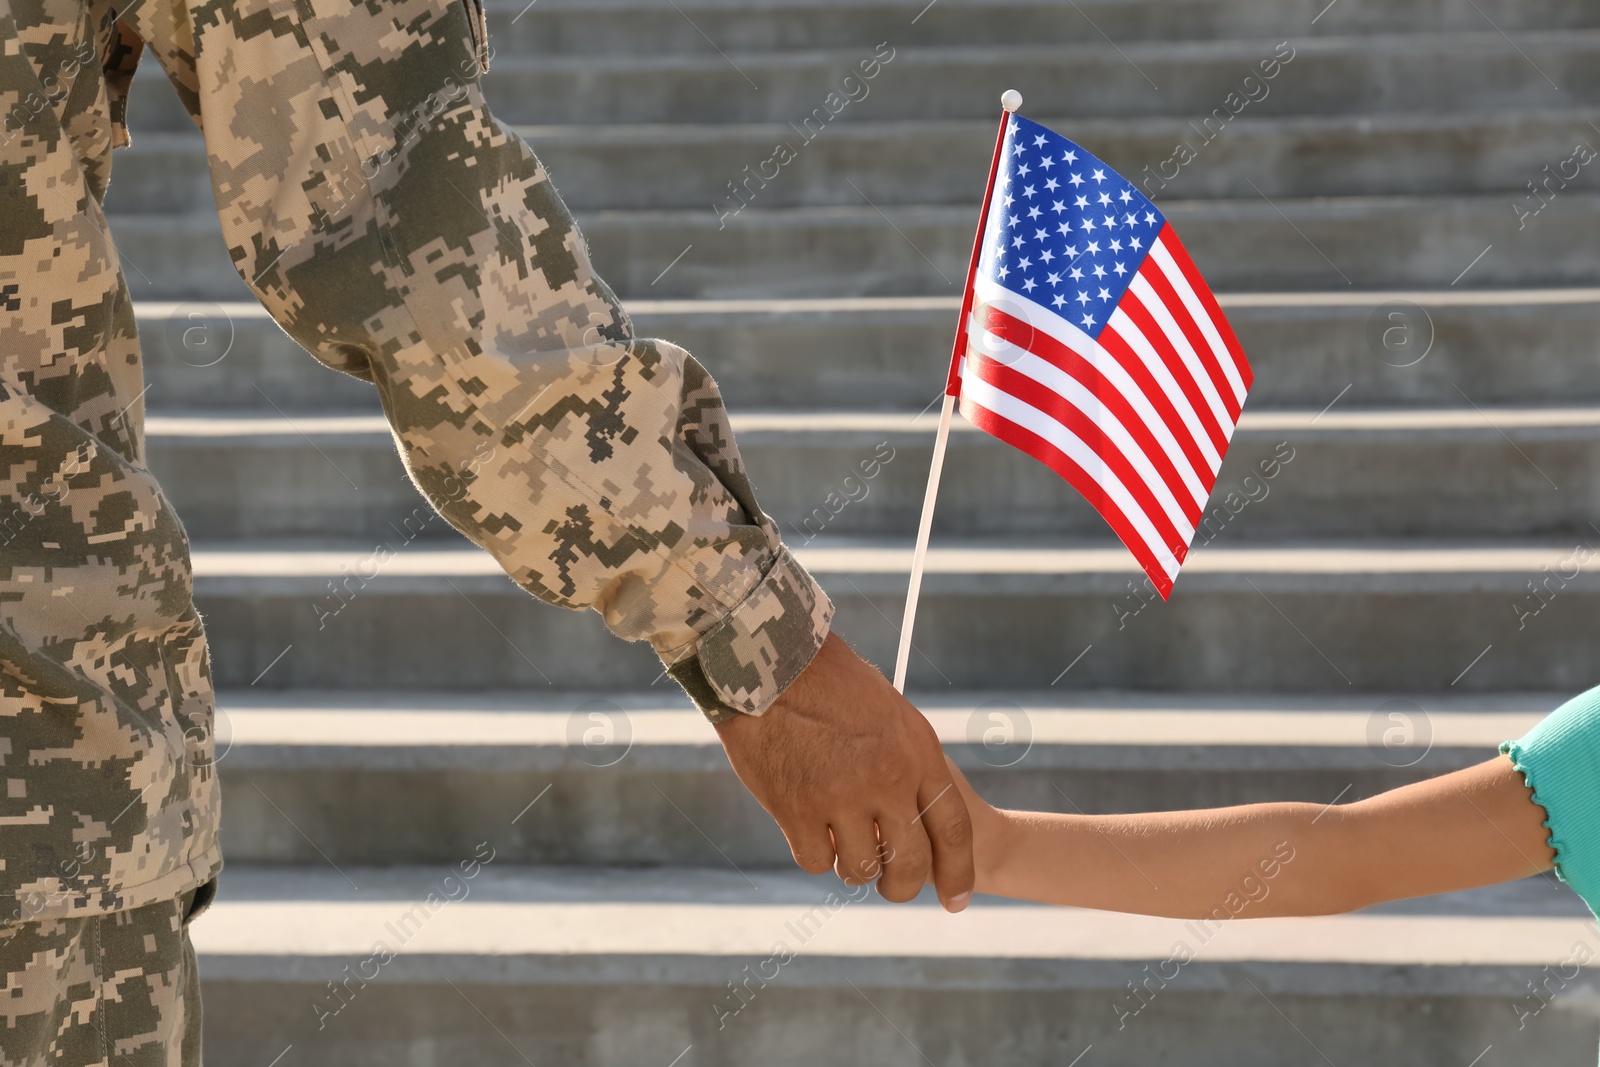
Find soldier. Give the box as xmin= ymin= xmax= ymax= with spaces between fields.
xmin=0 ymin=0 xmax=974 ymax=1061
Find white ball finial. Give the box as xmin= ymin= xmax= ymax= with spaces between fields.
xmin=1000 ymin=89 xmax=1023 ymax=112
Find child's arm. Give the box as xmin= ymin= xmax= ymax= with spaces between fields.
xmin=948 ymin=754 xmax=1556 ymax=917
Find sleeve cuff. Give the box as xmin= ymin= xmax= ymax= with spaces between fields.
xmin=665 ymin=546 xmax=833 ymax=724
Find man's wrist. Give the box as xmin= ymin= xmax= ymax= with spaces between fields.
xmin=662 ymin=546 xmax=833 ymax=724
xmin=665 ymin=655 xmax=744 ymax=725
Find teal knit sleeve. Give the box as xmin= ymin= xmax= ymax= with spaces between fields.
xmin=1501 ymin=685 xmax=1600 ymax=916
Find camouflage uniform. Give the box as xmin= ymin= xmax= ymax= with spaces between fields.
xmin=0 ymin=0 xmax=833 ymax=1058
xmin=0 ymin=883 xmax=210 ymax=1067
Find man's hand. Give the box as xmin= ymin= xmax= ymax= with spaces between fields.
xmin=715 ymin=632 xmax=974 ymax=912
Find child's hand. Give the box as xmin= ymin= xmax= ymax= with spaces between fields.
xmin=939 ymin=755 xmax=1009 ymax=896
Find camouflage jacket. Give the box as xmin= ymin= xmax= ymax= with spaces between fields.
xmin=0 ymin=0 xmax=832 ymax=923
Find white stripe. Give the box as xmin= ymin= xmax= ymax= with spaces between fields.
xmin=965 ymin=316 xmax=1206 ymax=509
xmin=969 ymin=329 xmax=1200 ymax=533
xmin=1127 ymin=274 xmax=1235 ymax=442
xmin=1150 ymin=238 xmax=1247 ymax=405
xmin=961 ymin=376 xmax=1182 ymax=579
xmin=970 ymin=277 xmax=1215 ymax=490
xmin=1103 ymin=308 xmax=1223 ymax=476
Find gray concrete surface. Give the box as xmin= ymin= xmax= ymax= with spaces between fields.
xmin=193 ymin=866 xmax=1599 ymax=1067
xmin=144 ymin=407 xmax=1600 ymax=540
xmin=108 ymin=193 xmax=1600 ymax=298
xmin=211 ymin=690 xmax=1553 ymax=865
xmin=136 ymin=293 xmax=1600 ymax=411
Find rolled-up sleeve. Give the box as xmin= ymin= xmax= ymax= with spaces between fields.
xmin=121 ymin=0 xmax=831 ymax=720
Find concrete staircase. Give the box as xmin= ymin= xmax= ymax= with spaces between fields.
xmin=108 ymin=0 xmax=1600 ymax=1062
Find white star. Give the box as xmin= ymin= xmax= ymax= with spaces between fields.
xmin=1103 ymin=213 xmax=1117 ymax=229
xmin=1129 ymin=236 xmax=1143 ymax=250
xmin=1045 ymin=178 xmax=1060 ymax=192
xmin=1052 ymin=292 xmax=1067 ymax=308
xmin=1092 ymin=264 xmax=1106 ymax=279
xmin=1064 ymin=149 xmax=1077 ymax=163
xmin=1085 ymin=240 xmax=1100 ymax=254
xmin=1076 ymin=291 xmax=1090 ymax=306
xmin=1063 ymin=245 xmax=1079 ymax=258
xmin=1124 ymin=213 xmax=1138 ymax=226
xmin=1022 ymin=277 xmax=1037 ymax=292
xmin=1081 ymin=313 xmax=1096 ymax=328
xmin=1081 ymin=217 xmax=1096 ymax=233
xmin=1003 ymin=194 xmax=1014 ymax=207
xmin=1013 ymin=143 xmax=1025 ymax=156
xmin=1051 ymin=200 xmax=1067 ymax=214
xmin=1145 ymin=211 xmax=1158 ymax=225
xmin=1018 ymin=257 xmax=1032 ymax=270
xmin=1069 ymin=173 xmax=1085 ymax=188
xmin=1092 ymin=168 xmax=1107 ymax=183
xmin=1008 ymin=215 xmax=1019 ymax=226
xmin=997 ymin=264 xmax=1010 ymax=279
xmin=1039 ymin=156 xmax=1054 ymax=170
xmin=1097 ymin=192 xmax=1112 ymax=207
xmin=1023 ymin=184 xmax=1037 ymax=198
xmin=1033 ymin=134 xmax=1048 ymax=147
xmin=1018 ymin=162 xmax=1031 ymax=177
xmin=1039 ymin=247 xmax=1055 ymax=263
xmin=1046 ymin=271 xmax=1061 ymax=284
xmin=993 ymin=243 xmax=1006 ymax=257
xmin=1098 ymin=287 xmax=1111 ymax=301
xmin=1119 ymin=189 xmax=1133 ymax=203
xmin=1069 ymin=267 xmax=1084 ymax=281
xmin=1027 ymin=206 xmax=1042 ymax=220
xmin=1109 ymin=239 xmax=1123 ymax=252
xmin=1057 ymin=222 xmax=1072 ymax=237
xmin=1074 ymin=195 xmax=1089 ymax=209
xmin=1034 ymin=227 xmax=1048 ymax=241
xmin=1012 ymin=235 xmax=1025 ymax=249
xmin=1113 ymin=261 xmax=1127 ymax=276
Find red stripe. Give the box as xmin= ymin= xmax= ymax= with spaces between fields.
xmin=1138 ymin=256 xmax=1241 ymax=423
xmin=1114 ymin=288 xmax=1230 ymax=454
xmin=1093 ymin=317 xmax=1218 ymax=488
xmin=973 ymin=302 xmax=1204 ymax=521
xmin=959 ymin=394 xmax=1177 ymax=599
xmin=966 ymin=350 xmax=1196 ymax=543
xmin=1156 ymin=224 xmax=1253 ymax=391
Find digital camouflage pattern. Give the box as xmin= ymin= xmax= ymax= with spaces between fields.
xmin=0 ymin=886 xmax=204 ymax=1066
xmin=0 ymin=0 xmax=834 ymax=935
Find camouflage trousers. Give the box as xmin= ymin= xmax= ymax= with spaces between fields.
xmin=0 ymin=882 xmax=212 ymax=1067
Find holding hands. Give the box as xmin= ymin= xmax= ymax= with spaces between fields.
xmin=715 ymin=633 xmax=975 ymax=913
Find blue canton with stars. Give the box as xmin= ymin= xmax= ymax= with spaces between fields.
xmin=976 ymin=114 xmax=1166 ymax=338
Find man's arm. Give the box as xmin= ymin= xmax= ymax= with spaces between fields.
xmin=119 ymin=0 xmax=972 ymax=904
xmin=125 ymin=0 xmax=817 ymax=716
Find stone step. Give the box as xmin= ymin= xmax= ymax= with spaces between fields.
xmin=102 ymin=110 xmax=1600 ymax=215
xmin=194 ymin=864 xmax=1599 ymax=1067
xmin=186 ymin=540 xmax=1600 ymax=692
xmin=107 ymin=189 xmax=1600 ymax=300
xmin=212 ymin=689 xmax=1552 ymax=866
xmin=122 ymin=32 xmax=1600 ymax=133
xmin=143 ymin=407 xmax=1600 ymax=542
xmin=443 ymin=34 xmax=1600 ymax=125
xmin=135 ymin=291 xmax=1600 ymax=412
xmin=476 ymin=0 xmax=1600 ymax=55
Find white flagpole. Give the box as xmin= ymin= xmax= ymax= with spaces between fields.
xmin=893 ymin=392 xmax=957 ymax=692
xmin=892 ymin=89 xmax=1022 ymax=694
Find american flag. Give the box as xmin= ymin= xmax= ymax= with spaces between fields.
xmin=949 ymin=113 xmax=1252 ymax=599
